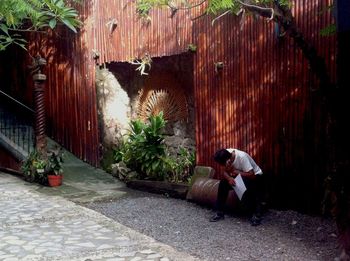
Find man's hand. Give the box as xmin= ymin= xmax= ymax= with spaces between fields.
xmin=228 ymin=177 xmax=236 ymax=186
xmin=225 ymin=167 xmax=239 ymax=178
xmin=223 ymin=171 xmax=236 ymax=185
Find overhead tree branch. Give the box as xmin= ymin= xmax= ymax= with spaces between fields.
xmin=167 ymin=0 xmax=207 ymax=10
xmin=191 ymin=12 xmax=207 ymax=21
xmin=168 ymin=0 xmax=207 ymax=18
xmin=8 ymin=28 xmax=47 ymax=34
xmin=211 ymin=10 xmax=231 ymax=26
xmin=236 ymin=0 xmax=276 ymax=20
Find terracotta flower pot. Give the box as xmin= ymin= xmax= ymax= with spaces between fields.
xmin=47 ymin=174 xmax=63 ymax=187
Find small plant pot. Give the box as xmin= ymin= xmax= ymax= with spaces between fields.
xmin=47 ymin=174 xmax=63 ymax=187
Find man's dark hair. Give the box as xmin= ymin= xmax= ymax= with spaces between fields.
xmin=213 ymin=149 xmax=231 ymax=165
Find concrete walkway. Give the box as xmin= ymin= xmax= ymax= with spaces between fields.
xmin=0 ymin=150 xmax=200 ymax=261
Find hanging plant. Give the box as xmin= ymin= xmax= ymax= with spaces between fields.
xmin=129 ymin=53 xmax=152 ymax=75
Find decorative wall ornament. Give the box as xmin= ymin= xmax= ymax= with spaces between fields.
xmin=129 ymin=53 xmax=152 ymax=75
xmin=137 ymin=74 xmax=188 ymax=122
xmin=214 ymin=61 xmax=224 ymax=73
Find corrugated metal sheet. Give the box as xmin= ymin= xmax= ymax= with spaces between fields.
xmin=192 ymin=0 xmax=336 ymax=211
xmin=23 ymin=3 xmax=100 ymax=166
xmin=43 ymin=0 xmax=337 ymax=211
xmin=1 ymin=1 xmax=194 ymax=167
xmin=89 ymin=1 xmax=194 ymax=64
xmin=1 ymin=0 xmax=337 ymax=210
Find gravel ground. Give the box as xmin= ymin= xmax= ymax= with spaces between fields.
xmin=85 ymin=189 xmax=340 ymax=261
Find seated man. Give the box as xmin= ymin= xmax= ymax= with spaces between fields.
xmin=210 ymin=148 xmax=264 ymax=226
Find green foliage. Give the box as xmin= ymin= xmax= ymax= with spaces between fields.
xmin=40 ymin=0 xmax=81 ymax=33
xmin=164 ymin=147 xmax=196 ymax=183
xmin=21 ymin=147 xmax=64 ymax=184
xmin=135 ymin=0 xmax=291 ymax=18
xmin=114 ymin=112 xmax=196 ymax=183
xmin=187 ymin=43 xmax=197 ymax=52
xmin=136 ymin=0 xmax=168 ymax=19
xmin=0 ymin=0 xmax=81 ymax=51
xmin=206 ymin=0 xmax=236 ymax=15
xmin=115 ymin=112 xmax=168 ymax=180
xmin=206 ymin=0 xmax=291 ymax=14
xmin=320 ymin=24 xmax=336 ymax=37
xmin=0 ymin=24 xmax=27 ymax=51
xmin=21 ymin=150 xmax=48 ymax=184
xmin=47 ymin=147 xmax=64 ymax=175
xmin=319 ymin=4 xmax=336 ymax=37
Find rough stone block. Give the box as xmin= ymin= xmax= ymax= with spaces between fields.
xmin=188 ymin=166 xmax=215 ymax=187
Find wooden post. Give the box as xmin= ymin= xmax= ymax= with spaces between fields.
xmin=31 ymin=56 xmax=47 ymax=155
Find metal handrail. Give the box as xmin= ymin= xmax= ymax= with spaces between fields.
xmin=0 ymin=90 xmax=35 ymax=156
xmin=0 ymin=89 xmax=34 ymax=113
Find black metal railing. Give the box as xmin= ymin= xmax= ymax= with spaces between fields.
xmin=0 ymin=89 xmax=35 ymax=156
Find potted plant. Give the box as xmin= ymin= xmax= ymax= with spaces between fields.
xmin=21 ymin=150 xmax=48 ymax=184
xmin=47 ymin=147 xmax=64 ymax=187
xmin=21 ymin=147 xmax=64 ymax=187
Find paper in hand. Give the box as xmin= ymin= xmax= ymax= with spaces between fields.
xmin=233 ymin=174 xmax=247 ymax=200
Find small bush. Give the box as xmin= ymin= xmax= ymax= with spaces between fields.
xmin=21 ymin=150 xmax=48 ymax=184
xmin=21 ymin=147 xmax=64 ymax=184
xmin=114 ymin=112 xmax=168 ymax=180
xmin=113 ymin=112 xmax=195 ymax=183
xmin=164 ymin=147 xmax=196 ymax=183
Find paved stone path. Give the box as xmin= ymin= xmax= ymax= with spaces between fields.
xmin=0 ymin=173 xmax=200 ymax=261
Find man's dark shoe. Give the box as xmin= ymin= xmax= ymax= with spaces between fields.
xmin=250 ymin=215 xmax=262 ymax=226
xmin=210 ymin=213 xmax=224 ymax=222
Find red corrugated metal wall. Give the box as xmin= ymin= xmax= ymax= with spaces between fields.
xmin=192 ymin=0 xmax=336 ymax=211
xmin=23 ymin=2 xmax=100 ymax=166
xmin=4 ymin=0 xmax=192 ymax=166
xmin=16 ymin=0 xmax=194 ymax=166
xmin=1 ymin=0 xmax=336 ymax=210
xmin=46 ymin=0 xmax=337 ymax=211
xmin=43 ymin=24 xmax=99 ymax=165
xmin=90 ymin=1 xmax=194 ymax=64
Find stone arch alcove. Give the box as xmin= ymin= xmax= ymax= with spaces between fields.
xmin=96 ymin=53 xmax=195 ymax=168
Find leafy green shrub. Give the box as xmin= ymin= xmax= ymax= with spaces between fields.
xmin=164 ymin=147 xmax=196 ymax=183
xmin=21 ymin=150 xmax=48 ymax=184
xmin=21 ymin=147 xmax=64 ymax=184
xmin=47 ymin=147 xmax=64 ymax=175
xmin=114 ymin=112 xmax=196 ymax=183
xmin=115 ymin=112 xmax=168 ymax=180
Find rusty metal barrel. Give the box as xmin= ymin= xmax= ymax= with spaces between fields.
xmin=186 ymin=166 xmax=239 ymax=210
